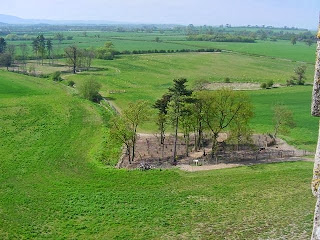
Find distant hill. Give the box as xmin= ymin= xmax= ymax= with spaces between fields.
xmin=0 ymin=14 xmax=27 ymax=24
xmin=0 ymin=14 xmax=121 ymax=25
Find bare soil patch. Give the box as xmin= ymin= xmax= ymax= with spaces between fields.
xmin=205 ymin=82 xmax=282 ymax=91
xmin=118 ymin=133 xmax=312 ymax=171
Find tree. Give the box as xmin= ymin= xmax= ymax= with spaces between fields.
xmin=228 ymin=104 xmax=254 ymax=150
xmin=32 ymin=38 xmax=40 ymax=64
xmin=46 ymin=39 xmax=53 ymax=64
xmin=273 ymin=104 xmax=296 ymax=138
xmin=153 ymin=93 xmax=171 ymax=144
xmin=82 ymin=48 xmax=95 ymax=70
xmin=6 ymin=45 xmax=16 ymax=60
xmin=0 ymin=37 xmax=6 ymax=53
xmin=65 ymin=45 xmax=81 ymax=74
xmin=96 ymin=42 xmax=115 ymax=60
xmin=38 ymin=35 xmax=46 ymax=65
xmin=306 ymin=39 xmax=313 ymax=47
xmin=167 ymin=78 xmax=193 ymax=164
xmin=0 ymin=53 xmax=12 ymax=70
xmin=78 ymin=79 xmax=102 ymax=102
xmin=179 ymin=104 xmax=196 ymax=156
xmin=192 ymin=92 xmax=206 ymax=152
xmin=200 ymin=89 xmax=253 ymax=163
xmin=111 ymin=116 xmax=134 ymax=164
xmin=20 ymin=43 xmax=28 ymax=65
xmin=288 ymin=65 xmax=307 ymax=85
xmin=291 ymin=36 xmax=297 ymax=45
xmin=294 ymin=65 xmax=307 ymax=85
xmin=122 ymin=101 xmax=151 ymax=162
xmin=54 ymin=33 xmax=64 ymax=44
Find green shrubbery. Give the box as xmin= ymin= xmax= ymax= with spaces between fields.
xmin=52 ymin=71 xmax=62 ymax=81
xmin=67 ymin=80 xmax=75 ymax=87
xmin=78 ymin=79 xmax=102 ymax=102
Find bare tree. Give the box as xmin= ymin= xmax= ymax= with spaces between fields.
xmin=65 ymin=45 xmax=80 ymax=74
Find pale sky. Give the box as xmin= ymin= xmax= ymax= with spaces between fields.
xmin=1 ymin=0 xmax=319 ymax=29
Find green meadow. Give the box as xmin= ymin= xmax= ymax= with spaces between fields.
xmin=64 ymin=52 xmax=317 ymax=150
xmin=0 ymin=71 xmax=316 ymax=238
xmin=1 ymin=24 xmax=319 ymax=239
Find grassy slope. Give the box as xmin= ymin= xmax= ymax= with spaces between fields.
xmin=0 ymin=36 xmax=318 ymax=239
xmin=0 ymin=70 xmax=316 ymax=239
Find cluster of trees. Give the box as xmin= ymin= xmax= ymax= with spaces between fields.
xmin=184 ymin=24 xmax=316 ymax=45
xmin=32 ymin=34 xmax=53 ymax=65
xmin=64 ymin=46 xmax=95 ymax=73
xmin=187 ymin=34 xmax=256 ymax=43
xmin=112 ymin=79 xmax=254 ymax=165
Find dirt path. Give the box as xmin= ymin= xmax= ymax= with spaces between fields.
xmin=178 ymin=156 xmax=312 ymax=172
xmin=102 ymin=98 xmax=121 ymax=114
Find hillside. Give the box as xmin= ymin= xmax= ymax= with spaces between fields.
xmin=0 ymin=70 xmax=316 ymax=239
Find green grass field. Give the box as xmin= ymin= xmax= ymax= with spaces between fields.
xmin=171 ymin=40 xmax=316 ymax=63
xmin=0 ymin=71 xmax=316 ymax=239
xmin=7 ymin=30 xmax=316 ymax=64
xmin=63 ymin=52 xmax=317 ymax=150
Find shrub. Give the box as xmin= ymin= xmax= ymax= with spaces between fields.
xmin=67 ymin=80 xmax=75 ymax=87
xmin=224 ymin=77 xmax=231 ymax=83
xmin=266 ymin=80 xmax=274 ymax=88
xmin=78 ymin=79 xmax=102 ymax=102
xmin=260 ymin=83 xmax=267 ymax=89
xmin=52 ymin=71 xmax=62 ymax=81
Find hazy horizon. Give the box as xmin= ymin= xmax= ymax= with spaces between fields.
xmin=1 ymin=0 xmax=319 ymax=29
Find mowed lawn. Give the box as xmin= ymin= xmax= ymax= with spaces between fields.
xmin=0 ymin=70 xmax=316 ymax=239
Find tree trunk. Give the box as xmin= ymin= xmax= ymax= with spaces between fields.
xmin=194 ymin=130 xmax=197 ymax=152
xmin=132 ymin=128 xmax=138 ymax=162
xmin=127 ymin=146 xmax=132 ymax=164
xmin=173 ymin=115 xmax=179 ymax=165
xmin=160 ymin=121 xmax=165 ymax=144
xmin=211 ymin=134 xmax=219 ymax=164
xmin=197 ymin=122 xmax=203 ymax=150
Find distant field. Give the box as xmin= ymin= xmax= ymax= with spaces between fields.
xmin=6 ymin=31 xmax=316 ymax=63
xmin=0 ymin=73 xmax=315 ymax=238
xmin=66 ymin=52 xmax=313 ymax=105
xmin=170 ymin=40 xmax=316 ymax=63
